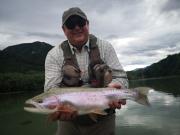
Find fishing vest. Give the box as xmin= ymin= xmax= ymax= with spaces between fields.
xmin=60 ymin=34 xmax=112 ymax=87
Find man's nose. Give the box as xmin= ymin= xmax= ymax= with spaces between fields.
xmin=74 ymin=24 xmax=81 ymax=30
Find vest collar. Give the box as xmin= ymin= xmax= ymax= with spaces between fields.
xmin=68 ymin=39 xmax=90 ymax=53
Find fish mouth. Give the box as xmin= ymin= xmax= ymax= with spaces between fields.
xmin=24 ymin=103 xmax=37 ymax=108
xmin=24 ymin=100 xmax=45 ymax=113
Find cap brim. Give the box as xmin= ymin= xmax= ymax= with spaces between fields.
xmin=63 ymin=13 xmax=87 ymax=25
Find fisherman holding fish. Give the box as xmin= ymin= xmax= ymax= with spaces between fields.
xmin=44 ymin=7 xmax=129 ymax=135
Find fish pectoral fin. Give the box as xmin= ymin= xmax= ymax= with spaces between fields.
xmin=56 ymin=109 xmax=72 ymax=113
xmin=55 ymin=104 xmax=77 ymax=113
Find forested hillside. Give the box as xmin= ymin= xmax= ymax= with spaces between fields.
xmin=127 ymin=53 xmax=180 ymax=80
xmin=0 ymin=41 xmax=53 ymax=73
xmin=0 ymin=41 xmax=53 ymax=93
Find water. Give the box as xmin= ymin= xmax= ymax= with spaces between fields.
xmin=116 ymin=90 xmax=180 ymax=135
xmin=0 ymin=77 xmax=180 ymax=135
xmin=116 ymin=76 xmax=180 ymax=135
xmin=0 ymin=92 xmax=56 ymax=135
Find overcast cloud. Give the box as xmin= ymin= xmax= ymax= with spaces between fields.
xmin=0 ymin=0 xmax=180 ymax=71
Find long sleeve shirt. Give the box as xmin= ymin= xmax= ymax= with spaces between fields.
xmin=44 ymin=36 xmax=128 ymax=91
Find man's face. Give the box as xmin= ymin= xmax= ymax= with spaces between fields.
xmin=62 ymin=15 xmax=89 ymax=47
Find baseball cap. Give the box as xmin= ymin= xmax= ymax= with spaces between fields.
xmin=62 ymin=7 xmax=87 ymax=25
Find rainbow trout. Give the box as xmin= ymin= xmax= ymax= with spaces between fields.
xmin=24 ymin=87 xmax=152 ymax=115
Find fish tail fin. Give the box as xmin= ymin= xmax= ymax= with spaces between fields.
xmin=133 ymin=87 xmax=152 ymax=106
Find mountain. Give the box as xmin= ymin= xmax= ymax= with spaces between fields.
xmin=0 ymin=41 xmax=53 ymax=73
xmin=1 ymin=42 xmax=180 ymax=79
xmin=127 ymin=52 xmax=180 ymax=80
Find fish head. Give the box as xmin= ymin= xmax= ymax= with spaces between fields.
xmin=24 ymin=93 xmax=59 ymax=114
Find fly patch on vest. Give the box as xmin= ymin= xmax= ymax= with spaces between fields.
xmin=89 ymin=63 xmax=112 ymax=87
xmin=60 ymin=40 xmax=82 ymax=87
xmin=88 ymin=35 xmax=112 ymax=87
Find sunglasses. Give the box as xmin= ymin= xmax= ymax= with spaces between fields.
xmin=65 ymin=16 xmax=86 ymax=30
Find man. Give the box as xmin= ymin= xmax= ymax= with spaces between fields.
xmin=44 ymin=7 xmax=128 ymax=135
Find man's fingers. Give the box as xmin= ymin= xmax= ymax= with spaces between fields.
xmin=109 ymin=101 xmax=121 ymax=109
xmin=109 ymin=99 xmax=127 ymax=109
xmin=119 ymin=99 xmax=126 ymax=105
xmin=61 ymin=111 xmax=77 ymax=121
xmin=48 ymin=105 xmax=78 ymax=121
xmin=108 ymin=83 xmax=121 ymax=89
xmin=115 ymin=102 xmax=121 ymax=109
xmin=71 ymin=111 xmax=78 ymax=119
xmin=49 ymin=111 xmax=61 ymax=121
xmin=59 ymin=113 xmax=68 ymax=121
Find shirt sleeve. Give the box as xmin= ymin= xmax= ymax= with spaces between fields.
xmin=103 ymin=41 xmax=129 ymax=88
xmin=44 ymin=46 xmax=63 ymax=91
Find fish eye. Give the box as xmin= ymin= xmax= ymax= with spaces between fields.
xmin=37 ymin=100 xmax=43 ymax=103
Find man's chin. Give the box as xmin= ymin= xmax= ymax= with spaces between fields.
xmin=74 ymin=34 xmax=84 ymax=39
xmin=74 ymin=37 xmax=87 ymax=45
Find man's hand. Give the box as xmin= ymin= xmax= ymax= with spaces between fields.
xmin=107 ymin=82 xmax=121 ymax=89
xmin=48 ymin=105 xmax=77 ymax=121
xmin=108 ymin=99 xmax=126 ymax=109
xmin=108 ymin=82 xmax=126 ymax=109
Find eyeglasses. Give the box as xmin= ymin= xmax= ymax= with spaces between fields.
xmin=64 ymin=16 xmax=86 ymax=30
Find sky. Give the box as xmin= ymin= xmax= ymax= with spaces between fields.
xmin=0 ymin=0 xmax=180 ymax=71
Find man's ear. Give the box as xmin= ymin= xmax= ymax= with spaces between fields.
xmin=62 ymin=25 xmax=67 ymax=36
xmin=62 ymin=25 xmax=65 ymax=32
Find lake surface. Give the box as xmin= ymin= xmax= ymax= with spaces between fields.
xmin=0 ymin=76 xmax=180 ymax=135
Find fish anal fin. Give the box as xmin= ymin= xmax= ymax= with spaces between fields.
xmin=89 ymin=114 xmax=98 ymax=122
xmin=90 ymin=109 xmax=108 ymax=115
xmin=88 ymin=109 xmax=108 ymax=122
